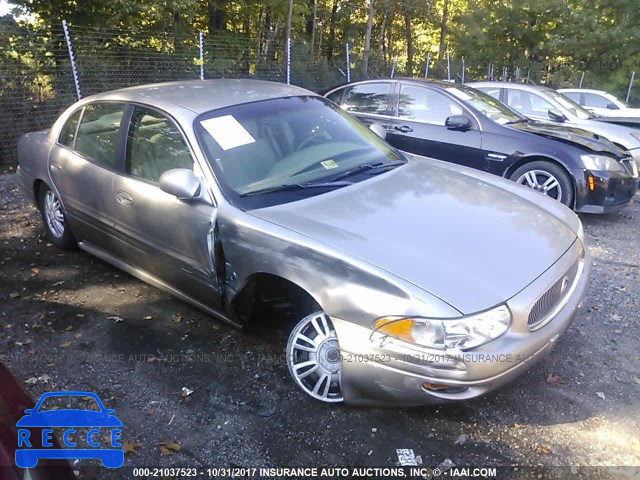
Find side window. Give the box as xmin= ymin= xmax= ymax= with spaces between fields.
xmin=325 ymin=89 xmax=344 ymax=104
xmin=583 ymin=93 xmax=616 ymax=109
xmin=58 ymin=109 xmax=82 ymax=148
xmin=126 ymin=107 xmax=193 ymax=183
xmin=398 ymin=85 xmax=463 ymax=125
xmin=342 ymin=82 xmax=390 ymax=115
xmin=506 ymin=90 xmax=554 ymax=117
xmin=477 ymin=87 xmax=500 ymax=100
xmin=75 ymin=103 xmax=125 ymax=168
xmin=561 ymin=92 xmax=581 ymax=103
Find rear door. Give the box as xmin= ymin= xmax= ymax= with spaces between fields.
xmin=385 ymin=83 xmax=486 ymax=169
xmin=336 ymin=81 xmax=394 ymax=127
xmin=48 ymin=102 xmax=126 ymax=251
xmin=110 ymin=105 xmax=222 ymax=310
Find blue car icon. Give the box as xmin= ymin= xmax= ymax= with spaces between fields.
xmin=15 ymin=391 xmax=124 ymax=468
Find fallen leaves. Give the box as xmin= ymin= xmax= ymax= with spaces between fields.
xmin=538 ymin=446 xmax=552 ymax=455
xmin=170 ymin=314 xmax=182 ymax=325
xmin=158 ymin=440 xmax=180 ymax=456
xmin=122 ymin=440 xmax=141 ymax=455
xmin=546 ymin=373 xmax=566 ymax=385
xmin=25 ymin=373 xmax=51 ymax=385
xmin=60 ymin=341 xmax=72 ymax=348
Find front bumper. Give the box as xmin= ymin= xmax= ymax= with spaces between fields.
xmin=574 ymin=169 xmax=639 ymax=214
xmin=333 ymin=240 xmax=591 ymax=406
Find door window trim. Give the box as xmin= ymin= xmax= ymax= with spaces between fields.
xmin=55 ymin=100 xmax=127 ymax=173
xmin=392 ymin=82 xmax=482 ymax=131
xmin=120 ymin=102 xmax=216 ymax=206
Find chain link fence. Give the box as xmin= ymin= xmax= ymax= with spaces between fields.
xmin=1 ymin=20 xmax=638 ymax=168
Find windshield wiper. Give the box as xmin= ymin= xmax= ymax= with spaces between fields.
xmin=330 ymin=159 xmax=407 ymax=181
xmin=505 ymin=118 xmax=529 ymax=125
xmin=240 ymin=180 xmax=353 ymax=197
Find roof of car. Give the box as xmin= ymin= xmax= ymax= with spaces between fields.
xmin=467 ymin=81 xmax=555 ymax=92
xmin=80 ymin=79 xmax=315 ymax=115
xmin=557 ymin=88 xmax=608 ymax=94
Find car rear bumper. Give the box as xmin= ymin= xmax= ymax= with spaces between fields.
xmin=574 ymin=169 xmax=639 ymax=214
xmin=333 ymin=240 xmax=590 ymax=406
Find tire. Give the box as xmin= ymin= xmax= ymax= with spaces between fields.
xmin=38 ymin=184 xmax=76 ymax=249
xmin=286 ymin=311 xmax=343 ymax=403
xmin=510 ymin=160 xmax=574 ymax=208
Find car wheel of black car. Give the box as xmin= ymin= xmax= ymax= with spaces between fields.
xmin=510 ymin=161 xmax=574 ymax=207
xmin=286 ymin=311 xmax=343 ymax=403
xmin=39 ymin=184 xmax=76 ymax=249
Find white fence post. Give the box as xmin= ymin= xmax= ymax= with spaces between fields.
xmin=286 ymin=37 xmax=292 ymax=85
xmin=425 ymin=52 xmax=431 ymax=78
xmin=345 ymin=43 xmax=351 ymax=83
xmin=198 ymin=32 xmax=205 ymax=80
xmin=62 ymin=20 xmax=81 ymax=100
xmin=626 ymin=71 xmax=636 ymax=103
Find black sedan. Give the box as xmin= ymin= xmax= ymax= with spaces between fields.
xmin=324 ymin=79 xmax=639 ymax=213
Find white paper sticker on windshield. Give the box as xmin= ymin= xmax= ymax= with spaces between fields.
xmin=200 ymin=115 xmax=256 ymax=151
xmin=321 ymin=159 xmax=338 ymax=170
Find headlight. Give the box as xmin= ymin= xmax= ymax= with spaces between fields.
xmin=373 ymin=304 xmax=511 ymax=351
xmin=580 ymin=154 xmax=624 ymax=172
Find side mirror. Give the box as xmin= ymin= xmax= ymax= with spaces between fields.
xmin=369 ymin=123 xmax=387 ymax=139
xmin=606 ymin=102 xmax=619 ymax=110
xmin=548 ymin=108 xmax=567 ymax=122
xmin=159 ymin=168 xmax=201 ymax=200
xmin=445 ymin=115 xmax=472 ymax=131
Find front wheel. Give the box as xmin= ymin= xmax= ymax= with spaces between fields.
xmin=510 ymin=161 xmax=574 ymax=208
xmin=39 ymin=185 xmax=76 ymax=249
xmin=286 ymin=312 xmax=343 ymax=403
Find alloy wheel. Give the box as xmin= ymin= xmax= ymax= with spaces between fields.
xmin=516 ymin=169 xmax=563 ymax=201
xmin=286 ymin=312 xmax=343 ymax=402
xmin=44 ymin=190 xmax=65 ymax=238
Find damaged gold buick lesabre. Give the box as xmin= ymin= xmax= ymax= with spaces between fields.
xmin=17 ymin=80 xmax=590 ymax=406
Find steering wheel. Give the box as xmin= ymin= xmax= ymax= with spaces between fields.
xmin=297 ymin=130 xmax=332 ymax=150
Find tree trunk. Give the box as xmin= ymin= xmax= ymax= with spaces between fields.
xmin=438 ymin=0 xmax=449 ymax=60
xmin=403 ymin=4 xmax=413 ymax=75
xmin=285 ymin=0 xmax=294 ymax=78
xmin=327 ymin=0 xmax=339 ymax=60
xmin=362 ymin=0 xmax=376 ymax=78
xmin=207 ymin=1 xmax=227 ymax=34
xmin=377 ymin=2 xmax=388 ymax=59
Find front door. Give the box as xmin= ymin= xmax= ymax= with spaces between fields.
xmin=111 ymin=105 xmax=222 ymax=310
xmin=385 ymin=83 xmax=486 ymax=170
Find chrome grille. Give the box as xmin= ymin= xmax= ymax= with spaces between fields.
xmin=528 ymin=261 xmax=580 ymax=329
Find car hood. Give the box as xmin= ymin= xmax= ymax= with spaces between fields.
xmin=509 ymin=121 xmax=625 ymax=156
xmin=250 ymin=160 xmax=577 ymax=314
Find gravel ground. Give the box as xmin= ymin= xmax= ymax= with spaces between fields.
xmin=1 ymin=169 xmax=639 ymax=479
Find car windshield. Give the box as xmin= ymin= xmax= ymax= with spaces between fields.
xmin=446 ymin=86 xmax=525 ymax=125
xmin=549 ymin=90 xmax=594 ymax=120
xmin=38 ymin=395 xmax=101 ymax=412
xmin=195 ymin=96 xmax=406 ymax=209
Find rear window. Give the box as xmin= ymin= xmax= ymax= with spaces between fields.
xmin=74 ymin=103 xmax=125 ymax=168
xmin=341 ymin=83 xmax=391 ymax=115
xmin=58 ymin=109 xmax=82 ymax=148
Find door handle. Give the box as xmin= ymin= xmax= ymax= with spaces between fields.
xmin=394 ymin=125 xmax=414 ymax=133
xmin=116 ymin=190 xmax=133 ymax=206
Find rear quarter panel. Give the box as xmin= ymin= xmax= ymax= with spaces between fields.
xmin=17 ymin=129 xmax=54 ymax=206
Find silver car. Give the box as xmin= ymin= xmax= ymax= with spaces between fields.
xmin=470 ymin=82 xmax=640 ymax=168
xmin=17 ymin=80 xmax=590 ymax=406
